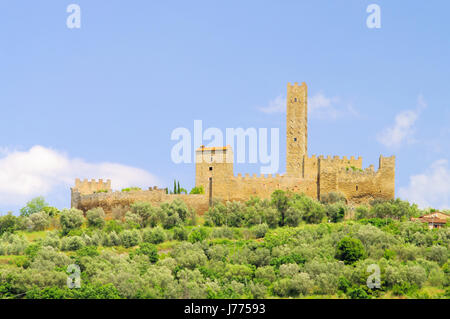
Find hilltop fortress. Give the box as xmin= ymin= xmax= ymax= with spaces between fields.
xmin=71 ymin=82 xmax=395 ymax=214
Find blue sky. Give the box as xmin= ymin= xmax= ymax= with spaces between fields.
xmin=0 ymin=0 xmax=449 ymax=212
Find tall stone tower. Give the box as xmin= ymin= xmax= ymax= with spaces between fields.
xmin=286 ymin=82 xmax=308 ymax=176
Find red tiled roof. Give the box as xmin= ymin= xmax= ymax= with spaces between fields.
xmin=412 ymin=217 xmax=447 ymax=224
xmin=422 ymin=212 xmax=450 ymax=219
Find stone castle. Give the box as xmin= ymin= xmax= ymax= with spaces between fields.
xmin=71 ymin=82 xmax=395 ymax=214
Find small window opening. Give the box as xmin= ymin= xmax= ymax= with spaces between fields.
xmin=294 ymin=137 xmax=297 ymax=142
xmin=209 ymin=167 xmax=213 ymax=171
xmin=356 ymin=185 xmax=359 ymax=191
xmin=294 ymin=98 xmax=297 ymax=102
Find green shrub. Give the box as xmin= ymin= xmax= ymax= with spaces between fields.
xmin=383 ymin=249 xmax=396 ymax=260
xmin=0 ymin=233 xmax=29 ymax=255
xmin=103 ymin=231 xmax=121 ymax=247
xmin=270 ymin=253 xmax=306 ymax=268
xmin=76 ymin=246 xmax=99 ymax=257
xmin=425 ymin=245 xmax=448 ymax=266
xmin=105 ymin=220 xmax=124 ymax=233
xmin=279 ymin=263 xmax=299 ymax=277
xmin=0 ymin=213 xmax=21 ymax=234
xmin=159 ymin=200 xmax=189 ymax=229
xmin=273 ymin=273 xmax=313 ymax=297
xmin=142 ymin=226 xmax=166 ymax=244
xmin=204 ymin=203 xmax=227 ymax=226
xmin=320 ymin=192 xmax=346 ymax=204
xmin=124 ymin=211 xmax=142 ymax=229
xmin=288 ymin=193 xmax=326 ymax=224
xmin=136 ymin=243 xmax=158 ymax=263
xmin=171 ymin=242 xmax=207 ymax=269
xmin=86 ymin=208 xmax=106 ymax=228
xmin=28 ymin=211 xmax=50 ymax=231
xmin=61 ymin=236 xmax=85 ymax=251
xmin=60 ymin=208 xmax=84 ymax=235
xmin=20 ymin=197 xmax=48 ymax=217
xmin=130 ymin=202 xmax=157 ymax=227
xmin=337 ymin=276 xmax=351 ymax=293
xmin=119 ymin=230 xmax=140 ymax=248
xmin=190 ymin=186 xmax=205 ymax=194
xmin=271 ymin=190 xmax=289 ymax=226
xmin=93 ymin=189 xmax=108 ymax=193
xmin=348 ymin=286 xmax=371 ymax=299
xmin=370 ymin=198 xmax=420 ymax=220
xmin=252 ymin=223 xmax=269 ymax=239
xmin=325 ymin=202 xmax=347 ymax=223
xmin=285 ymin=206 xmax=302 ymax=227
xmin=41 ymin=232 xmax=61 ymax=249
xmin=335 ymin=237 xmax=366 ymax=265
xmin=244 ymin=198 xmax=280 ymax=228
xmin=254 ymin=266 xmax=276 ymax=285
xmin=355 ymin=205 xmax=370 ymax=220
xmin=188 ymin=227 xmax=209 ymax=243
xmin=173 ymin=226 xmax=188 ymax=241
xmin=210 ymin=227 xmax=234 ymax=239
xmin=121 ymin=187 xmax=142 ymax=192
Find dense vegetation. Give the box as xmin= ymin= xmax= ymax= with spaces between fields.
xmin=0 ymin=192 xmax=448 ymax=299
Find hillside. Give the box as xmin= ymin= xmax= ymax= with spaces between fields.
xmin=0 ymin=192 xmax=448 ymax=299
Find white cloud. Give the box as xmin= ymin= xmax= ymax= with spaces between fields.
xmin=259 ymin=92 xmax=355 ymax=119
xmin=377 ymin=95 xmax=427 ymax=148
xmin=399 ymin=159 xmax=450 ymax=210
xmin=259 ymin=95 xmax=286 ymax=114
xmin=308 ymin=93 xmax=341 ymax=119
xmin=0 ymin=145 xmax=160 ymax=206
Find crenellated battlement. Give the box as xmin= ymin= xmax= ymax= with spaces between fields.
xmin=379 ymin=155 xmax=396 ymax=169
xmin=287 ymin=81 xmax=307 ymax=88
xmin=73 ymin=178 xmax=112 ymax=195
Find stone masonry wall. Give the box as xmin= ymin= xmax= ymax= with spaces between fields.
xmin=71 ymin=186 xmax=209 ymax=215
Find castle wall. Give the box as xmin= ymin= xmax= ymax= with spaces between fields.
xmin=72 ymin=186 xmax=209 ymax=215
xmin=318 ymin=155 xmax=395 ymax=204
xmin=207 ymin=173 xmax=317 ymax=202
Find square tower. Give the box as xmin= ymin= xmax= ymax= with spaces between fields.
xmin=286 ymin=82 xmax=308 ymax=176
xmin=195 ymin=145 xmax=234 ymax=194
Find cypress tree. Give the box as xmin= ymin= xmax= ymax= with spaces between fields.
xmin=177 ymin=181 xmax=181 ymax=194
xmin=173 ymin=180 xmax=177 ymax=194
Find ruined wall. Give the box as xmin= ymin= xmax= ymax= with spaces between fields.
xmin=72 ymin=185 xmax=209 ymax=215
